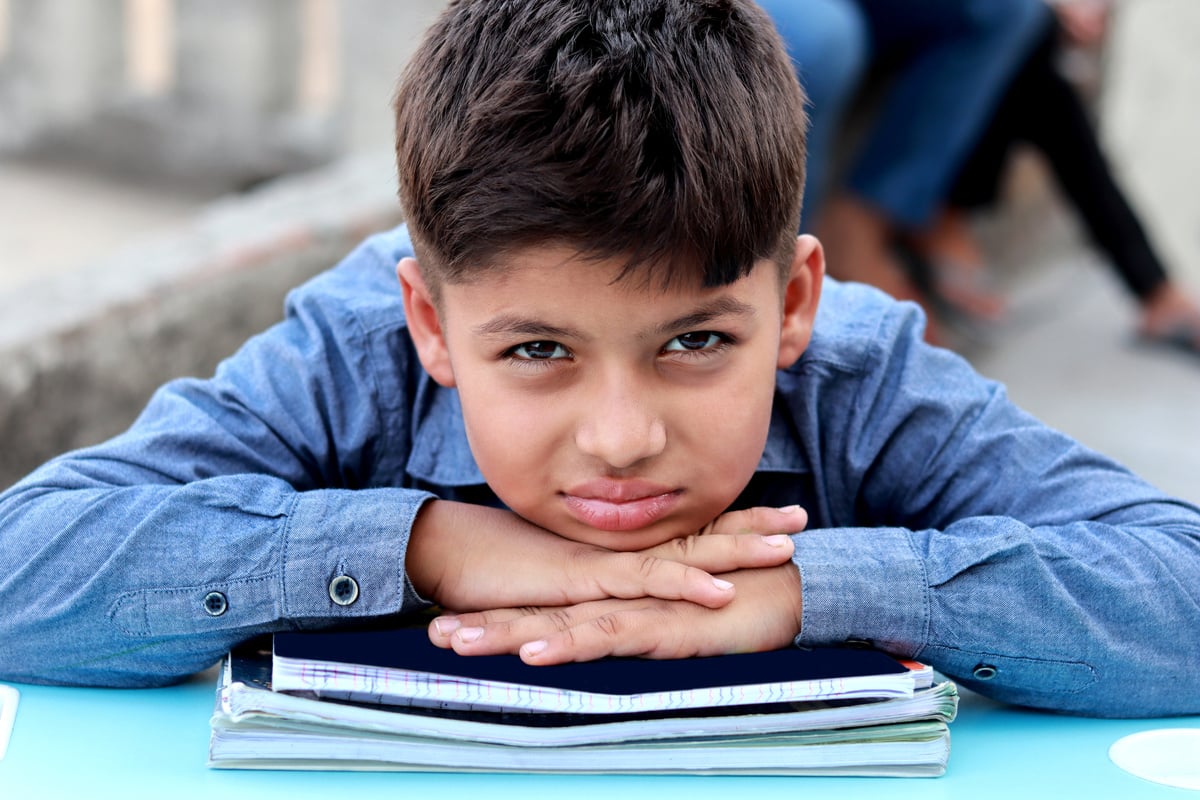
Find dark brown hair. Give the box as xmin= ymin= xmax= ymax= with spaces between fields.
xmin=394 ymin=0 xmax=807 ymax=291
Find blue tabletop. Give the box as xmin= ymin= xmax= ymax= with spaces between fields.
xmin=1 ymin=670 xmax=1197 ymax=799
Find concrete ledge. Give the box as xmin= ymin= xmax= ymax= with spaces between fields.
xmin=0 ymin=152 xmax=403 ymax=489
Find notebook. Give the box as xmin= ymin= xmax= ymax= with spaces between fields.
xmin=211 ymin=638 xmax=957 ymax=775
xmin=272 ymin=627 xmax=932 ymax=714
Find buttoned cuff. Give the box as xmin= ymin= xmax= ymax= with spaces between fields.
xmin=282 ymin=488 xmax=435 ymax=619
xmin=792 ymin=526 xmax=930 ymax=657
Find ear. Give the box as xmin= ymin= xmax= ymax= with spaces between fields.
xmin=777 ymin=234 xmax=825 ymax=369
xmin=397 ymin=257 xmax=457 ymax=387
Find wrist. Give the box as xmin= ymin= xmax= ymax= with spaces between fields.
xmin=405 ymin=498 xmax=468 ymax=600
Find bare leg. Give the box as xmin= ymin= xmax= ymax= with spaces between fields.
xmin=910 ymin=208 xmax=1009 ymax=322
xmin=1138 ymin=283 xmax=1200 ymax=354
xmin=817 ymin=194 xmax=945 ymax=344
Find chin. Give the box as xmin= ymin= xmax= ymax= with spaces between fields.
xmin=515 ymin=500 xmax=729 ymax=552
xmin=555 ymin=521 xmax=688 ymax=553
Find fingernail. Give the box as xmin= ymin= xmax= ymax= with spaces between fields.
xmin=432 ymin=616 xmax=461 ymax=636
xmin=762 ymin=534 xmax=791 ymax=547
xmin=712 ymin=577 xmax=734 ymax=591
xmin=521 ymin=640 xmax=548 ymax=657
xmin=778 ymin=505 xmax=802 ymax=513
xmin=456 ymin=626 xmax=484 ymax=643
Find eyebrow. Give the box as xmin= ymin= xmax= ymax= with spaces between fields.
xmin=471 ymin=316 xmax=585 ymax=341
xmin=653 ymin=296 xmax=757 ymax=336
xmin=471 ymin=296 xmax=756 ymax=341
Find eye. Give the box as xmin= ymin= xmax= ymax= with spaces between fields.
xmin=508 ymin=340 xmax=571 ymax=361
xmin=663 ymin=331 xmax=728 ymax=353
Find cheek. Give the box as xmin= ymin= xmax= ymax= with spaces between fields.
xmin=457 ymin=381 xmax=563 ymax=503
xmin=675 ymin=363 xmax=776 ymax=505
xmin=461 ymin=392 xmax=528 ymax=462
xmin=701 ymin=403 xmax=772 ymax=479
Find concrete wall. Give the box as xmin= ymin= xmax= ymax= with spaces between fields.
xmin=0 ymin=0 xmax=447 ymax=489
xmin=0 ymin=0 xmax=447 ymax=191
xmin=0 ymin=153 xmax=402 ymax=489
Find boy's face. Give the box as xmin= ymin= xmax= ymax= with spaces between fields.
xmin=399 ymin=237 xmax=823 ymax=552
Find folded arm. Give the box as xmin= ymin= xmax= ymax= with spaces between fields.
xmin=0 ymin=261 xmax=439 ymax=686
xmin=795 ymin=298 xmax=1200 ymax=717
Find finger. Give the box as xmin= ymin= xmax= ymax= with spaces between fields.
xmin=645 ymin=529 xmax=796 ymax=573
xmin=433 ymin=601 xmax=633 ymax=656
xmin=428 ymin=607 xmax=542 ymax=648
xmin=519 ymin=605 xmax=706 ymax=664
xmin=520 ymin=572 xmax=801 ymax=665
xmin=700 ymin=505 xmax=808 ymax=537
xmin=521 ymin=564 xmax=805 ymax=665
xmin=578 ymin=552 xmax=738 ymax=609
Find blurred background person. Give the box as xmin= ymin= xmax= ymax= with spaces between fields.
xmin=913 ymin=0 xmax=1200 ymax=357
xmin=760 ymin=0 xmax=1047 ymax=342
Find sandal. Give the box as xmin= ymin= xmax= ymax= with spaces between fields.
xmin=892 ymin=241 xmax=1008 ymax=327
xmin=1137 ymin=319 xmax=1200 ymax=360
xmin=926 ymin=258 xmax=1009 ymax=324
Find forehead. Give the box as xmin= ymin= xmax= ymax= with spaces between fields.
xmin=439 ymin=245 xmax=781 ymax=330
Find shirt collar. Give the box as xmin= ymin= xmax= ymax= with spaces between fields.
xmin=405 ymin=379 xmax=486 ymax=486
xmin=757 ymin=388 xmax=809 ymax=475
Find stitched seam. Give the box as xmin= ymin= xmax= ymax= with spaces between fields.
xmin=281 ymin=492 xmax=304 ymax=618
xmin=108 ymin=574 xmax=276 ymax=637
xmin=903 ymin=528 xmax=933 ymax=662
xmin=924 ymin=644 xmax=1099 ymax=695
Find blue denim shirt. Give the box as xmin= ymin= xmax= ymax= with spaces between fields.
xmin=2 ymin=226 xmax=1198 ymax=716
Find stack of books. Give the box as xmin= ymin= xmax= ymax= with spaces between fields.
xmin=209 ymin=627 xmax=958 ymax=776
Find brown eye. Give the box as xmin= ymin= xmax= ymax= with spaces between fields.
xmin=665 ymin=332 xmax=723 ymax=352
xmin=511 ymin=341 xmax=569 ymax=360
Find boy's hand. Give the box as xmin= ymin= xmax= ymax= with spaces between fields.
xmin=428 ymin=562 xmax=804 ymax=662
xmin=406 ymin=500 xmax=805 ymax=613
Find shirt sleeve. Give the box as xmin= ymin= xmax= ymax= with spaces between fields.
xmin=789 ymin=294 xmax=1200 ymax=717
xmin=0 ymin=242 xmax=435 ymax=687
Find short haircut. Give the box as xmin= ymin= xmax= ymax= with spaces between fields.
xmin=394 ymin=0 xmax=808 ymax=292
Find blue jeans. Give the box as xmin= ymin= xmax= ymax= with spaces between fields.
xmin=758 ymin=0 xmax=868 ymax=228
xmin=761 ymin=0 xmax=1049 ymax=228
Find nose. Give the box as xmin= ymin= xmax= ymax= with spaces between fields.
xmin=574 ymin=375 xmax=667 ymax=469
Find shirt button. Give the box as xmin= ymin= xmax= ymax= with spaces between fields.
xmin=972 ymin=663 xmax=999 ymax=681
xmin=203 ymin=591 xmax=228 ymax=617
xmin=329 ymin=575 xmax=360 ymax=606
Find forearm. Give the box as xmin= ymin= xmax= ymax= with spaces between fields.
xmin=0 ymin=467 xmax=434 ymax=687
xmin=792 ymin=293 xmax=1200 ymax=715
xmin=793 ymin=510 xmax=1200 ymax=717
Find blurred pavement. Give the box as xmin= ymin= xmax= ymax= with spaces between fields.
xmin=0 ymin=0 xmax=1197 ymax=503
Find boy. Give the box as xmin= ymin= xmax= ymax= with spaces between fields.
xmin=1 ymin=0 xmax=1197 ymax=718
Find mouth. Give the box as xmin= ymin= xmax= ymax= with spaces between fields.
xmin=560 ymin=479 xmax=682 ymax=532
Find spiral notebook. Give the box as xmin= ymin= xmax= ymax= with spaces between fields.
xmin=272 ymin=627 xmax=932 ymax=714
xmin=213 ymin=632 xmax=955 ymax=774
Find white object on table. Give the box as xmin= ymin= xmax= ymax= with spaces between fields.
xmin=1109 ymin=728 xmax=1200 ymax=791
